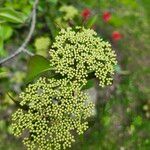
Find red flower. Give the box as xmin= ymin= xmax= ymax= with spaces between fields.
xmin=81 ymin=8 xmax=91 ymax=20
xmin=112 ymin=31 xmax=122 ymax=41
xmin=102 ymin=11 xmax=111 ymax=22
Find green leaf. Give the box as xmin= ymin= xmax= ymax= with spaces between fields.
xmin=0 ymin=37 xmax=3 ymax=51
xmin=133 ymin=116 xmax=142 ymax=126
xmin=0 ymin=19 xmax=6 ymax=24
xmin=0 ymin=8 xmax=27 ymax=23
xmin=0 ymin=37 xmax=6 ymax=57
xmin=0 ymin=67 xmax=9 ymax=78
xmin=102 ymin=116 xmax=111 ymax=126
xmin=86 ymin=15 xmax=98 ymax=28
xmin=82 ymin=79 xmax=94 ymax=90
xmin=0 ymin=25 xmax=12 ymax=56
xmin=121 ymin=0 xmax=138 ymax=9
xmin=25 ymin=55 xmax=51 ymax=83
xmin=48 ymin=0 xmax=58 ymax=4
xmin=109 ymin=16 xmax=124 ymax=27
xmin=0 ymin=25 xmax=13 ymax=40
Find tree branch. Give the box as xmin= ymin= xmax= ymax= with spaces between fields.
xmin=0 ymin=0 xmax=39 ymax=65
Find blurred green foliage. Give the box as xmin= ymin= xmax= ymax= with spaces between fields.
xmin=0 ymin=0 xmax=149 ymax=149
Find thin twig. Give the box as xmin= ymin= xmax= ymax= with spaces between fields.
xmin=23 ymin=48 xmax=34 ymax=56
xmin=0 ymin=0 xmax=39 ymax=65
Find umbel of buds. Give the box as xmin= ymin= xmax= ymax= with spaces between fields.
xmin=11 ymin=78 xmax=94 ymax=150
xmin=11 ymin=27 xmax=117 ymax=150
xmin=50 ymin=27 xmax=117 ymax=87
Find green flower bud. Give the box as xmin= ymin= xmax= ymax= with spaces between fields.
xmin=50 ymin=27 xmax=117 ymax=87
xmin=11 ymin=78 xmax=94 ymax=150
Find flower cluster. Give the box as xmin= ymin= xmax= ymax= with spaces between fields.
xmin=59 ymin=5 xmax=78 ymax=21
xmin=11 ymin=27 xmax=117 ymax=150
xmin=11 ymin=78 xmax=94 ymax=150
xmin=50 ymin=27 xmax=117 ymax=87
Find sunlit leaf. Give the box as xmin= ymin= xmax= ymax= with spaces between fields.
xmin=0 ymin=8 xmax=27 ymax=23
xmin=0 ymin=25 xmax=13 ymax=40
xmin=109 ymin=16 xmax=124 ymax=27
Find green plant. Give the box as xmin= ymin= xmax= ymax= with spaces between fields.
xmin=10 ymin=27 xmax=117 ymax=150
xmin=1 ymin=0 xmax=149 ymax=149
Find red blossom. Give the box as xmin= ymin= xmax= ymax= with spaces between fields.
xmin=112 ymin=31 xmax=122 ymax=41
xmin=102 ymin=11 xmax=111 ymax=22
xmin=81 ymin=8 xmax=91 ymax=20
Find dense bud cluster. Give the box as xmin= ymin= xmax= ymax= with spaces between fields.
xmin=50 ymin=27 xmax=117 ymax=87
xmin=11 ymin=27 xmax=117 ymax=150
xmin=11 ymin=78 xmax=94 ymax=150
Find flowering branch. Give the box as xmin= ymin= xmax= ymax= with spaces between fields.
xmin=0 ymin=0 xmax=39 ymax=65
xmin=10 ymin=27 xmax=117 ymax=150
